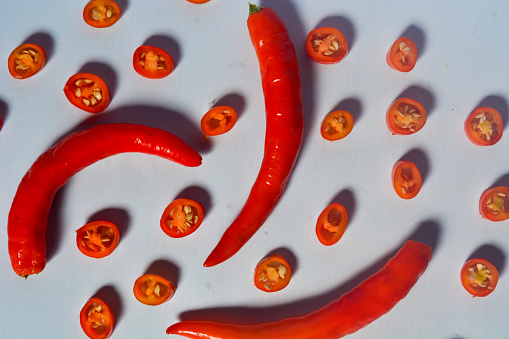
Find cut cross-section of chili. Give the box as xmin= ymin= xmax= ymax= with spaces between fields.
xmin=386 ymin=37 xmax=417 ymax=72
xmin=80 ymin=298 xmax=114 ymax=339
xmin=76 ymin=221 xmax=119 ymax=258
xmin=386 ymin=98 xmax=426 ymax=135
xmin=64 ymin=73 xmax=111 ymax=113
xmin=83 ymin=0 xmax=121 ymax=28
xmin=254 ymin=255 xmax=291 ymax=292
xmin=479 ymin=186 xmax=509 ymax=221
xmin=160 ymin=198 xmax=204 ymax=238
xmin=306 ymin=27 xmax=348 ymax=64
xmin=392 ymin=160 xmax=422 ymax=199
xmin=320 ymin=110 xmax=353 ymax=141
xmin=464 ymin=107 xmax=503 ymax=146
xmin=201 ymin=106 xmax=237 ymax=136
xmin=133 ymin=274 xmax=176 ymax=305
xmin=133 ymin=46 xmax=175 ymax=79
xmin=316 ymin=203 xmax=348 ymax=246
xmin=460 ymin=258 xmax=499 ymax=297
xmin=8 ymin=43 xmax=46 ymax=79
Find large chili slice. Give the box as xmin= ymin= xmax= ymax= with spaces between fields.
xmin=203 ymin=4 xmax=303 ymax=267
xmin=168 ymin=240 xmax=431 ymax=338
xmin=8 ymin=123 xmax=201 ymax=278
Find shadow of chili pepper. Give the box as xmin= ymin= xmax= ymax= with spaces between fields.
xmin=0 ymin=98 xmax=8 ymax=126
xmin=22 ymin=32 xmax=55 ymax=64
xmin=78 ymin=62 xmax=118 ymax=102
xmin=92 ymin=285 xmax=123 ymax=328
xmin=144 ymin=259 xmax=181 ymax=289
xmin=396 ymin=85 xmax=436 ymax=119
xmin=178 ymin=221 xmax=441 ymax=324
xmin=467 ymin=244 xmax=506 ymax=275
xmin=475 ymin=95 xmax=508 ymax=132
xmin=398 ymin=148 xmax=431 ymax=186
xmin=399 ymin=25 xmax=426 ymax=58
xmin=209 ymin=92 xmax=247 ymax=122
xmin=176 ymin=186 xmax=212 ymax=218
xmin=143 ymin=34 xmax=181 ymax=70
xmin=489 ymin=173 xmax=509 ymax=188
xmin=87 ymin=208 xmax=131 ymax=244
xmin=330 ymin=97 xmax=363 ymax=127
xmin=314 ymin=15 xmax=356 ymax=53
xmin=264 ymin=247 xmax=298 ymax=277
xmin=115 ymin=0 xmax=129 ymax=15
xmin=328 ymin=188 xmax=356 ymax=224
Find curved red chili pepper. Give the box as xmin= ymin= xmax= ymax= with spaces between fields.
xmin=8 ymin=123 xmax=202 ymax=277
xmin=168 ymin=240 xmax=431 ymax=338
xmin=203 ymin=4 xmax=304 ymax=267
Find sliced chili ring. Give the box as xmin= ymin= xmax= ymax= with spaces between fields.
xmin=63 ymin=73 xmax=111 ymax=113
xmin=201 ymin=106 xmax=237 ymax=136
xmin=464 ymin=107 xmax=503 ymax=146
xmin=306 ymin=27 xmax=348 ymax=64
xmin=479 ymin=186 xmax=509 ymax=222
xmin=460 ymin=258 xmax=499 ymax=297
xmin=316 ymin=203 xmax=348 ymax=246
xmin=254 ymin=255 xmax=292 ymax=292
xmin=8 ymin=43 xmax=46 ymax=79
xmin=386 ymin=37 xmax=417 ymax=72
xmin=133 ymin=46 xmax=175 ymax=79
xmin=80 ymin=298 xmax=115 ymax=339
xmin=83 ymin=0 xmax=121 ymax=28
xmin=76 ymin=221 xmax=120 ymax=258
xmin=320 ymin=110 xmax=353 ymax=141
xmin=160 ymin=198 xmax=204 ymax=238
xmin=386 ymin=98 xmax=426 ymax=135
xmin=133 ymin=274 xmax=176 ymax=305
xmin=392 ymin=160 xmax=422 ymax=199
xmin=187 ymin=0 xmax=211 ymax=3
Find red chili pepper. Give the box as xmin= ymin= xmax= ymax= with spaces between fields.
xmin=203 ymin=4 xmax=303 ymax=267
xmin=8 ymin=123 xmax=201 ymax=278
xmin=167 ymin=240 xmax=431 ymax=338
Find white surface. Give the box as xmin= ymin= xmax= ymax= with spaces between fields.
xmin=1 ymin=1 xmax=508 ymax=338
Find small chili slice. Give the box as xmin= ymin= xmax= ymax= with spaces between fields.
xmin=83 ymin=0 xmax=121 ymax=28
xmin=8 ymin=43 xmax=46 ymax=79
xmin=320 ymin=110 xmax=353 ymax=141
xmin=306 ymin=27 xmax=348 ymax=64
xmin=201 ymin=106 xmax=237 ymax=136
xmin=254 ymin=255 xmax=291 ymax=292
xmin=316 ymin=203 xmax=348 ymax=246
xmin=63 ymin=73 xmax=111 ymax=113
xmin=80 ymin=298 xmax=114 ymax=339
xmin=133 ymin=46 xmax=175 ymax=79
xmin=386 ymin=37 xmax=417 ymax=72
xmin=392 ymin=160 xmax=422 ymax=199
xmin=479 ymin=186 xmax=509 ymax=222
xmin=133 ymin=274 xmax=176 ymax=305
xmin=160 ymin=198 xmax=204 ymax=238
xmin=460 ymin=258 xmax=498 ymax=297
xmin=76 ymin=221 xmax=119 ymax=258
xmin=464 ymin=107 xmax=503 ymax=146
xmin=187 ymin=0 xmax=211 ymax=3
xmin=386 ymin=98 xmax=426 ymax=135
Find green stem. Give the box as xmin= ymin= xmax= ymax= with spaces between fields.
xmin=249 ymin=3 xmax=261 ymax=15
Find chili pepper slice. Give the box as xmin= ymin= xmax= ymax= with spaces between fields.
xmin=479 ymin=186 xmax=509 ymax=222
xmin=386 ymin=98 xmax=426 ymax=135
xmin=203 ymin=4 xmax=303 ymax=267
xmin=386 ymin=37 xmax=417 ymax=72
xmin=464 ymin=107 xmax=503 ymax=146
xmin=460 ymin=258 xmax=499 ymax=297
xmin=76 ymin=221 xmax=120 ymax=258
xmin=316 ymin=203 xmax=348 ymax=246
xmin=8 ymin=43 xmax=46 ymax=79
xmin=254 ymin=255 xmax=291 ymax=292
xmin=8 ymin=123 xmax=202 ymax=278
xmin=305 ymin=27 xmax=348 ymax=64
xmin=160 ymin=198 xmax=204 ymax=238
xmin=320 ymin=110 xmax=353 ymax=141
xmin=63 ymin=73 xmax=111 ymax=114
xmin=200 ymin=106 xmax=237 ymax=136
xmin=80 ymin=298 xmax=114 ymax=339
xmin=167 ymin=240 xmax=432 ymax=338
xmin=187 ymin=0 xmax=211 ymax=3
xmin=83 ymin=0 xmax=121 ymax=28
xmin=133 ymin=274 xmax=176 ymax=305
xmin=133 ymin=45 xmax=175 ymax=79
xmin=392 ymin=160 xmax=422 ymax=199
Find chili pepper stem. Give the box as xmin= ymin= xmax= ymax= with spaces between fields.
xmin=249 ymin=3 xmax=261 ymax=15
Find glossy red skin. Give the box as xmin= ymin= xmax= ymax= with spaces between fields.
xmin=464 ymin=107 xmax=503 ymax=146
xmin=203 ymin=5 xmax=303 ymax=267
xmin=133 ymin=45 xmax=174 ymax=79
xmin=391 ymin=160 xmax=422 ymax=199
xmin=8 ymin=123 xmax=202 ymax=277
xmin=83 ymin=0 xmax=121 ymax=28
xmin=305 ymin=27 xmax=348 ymax=65
xmin=386 ymin=37 xmax=417 ymax=72
xmin=479 ymin=186 xmax=509 ymax=221
xmin=76 ymin=220 xmax=120 ymax=258
xmin=80 ymin=298 xmax=114 ymax=339
xmin=168 ymin=240 xmax=431 ymax=338
xmin=316 ymin=203 xmax=348 ymax=246
xmin=386 ymin=98 xmax=426 ymax=135
xmin=460 ymin=258 xmax=499 ymax=297
xmin=8 ymin=43 xmax=46 ymax=79
xmin=63 ymin=73 xmax=111 ymax=113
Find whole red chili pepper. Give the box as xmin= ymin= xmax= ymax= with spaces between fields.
xmin=203 ymin=4 xmax=304 ymax=267
xmin=8 ymin=123 xmax=202 ymax=278
xmin=167 ymin=240 xmax=431 ymax=339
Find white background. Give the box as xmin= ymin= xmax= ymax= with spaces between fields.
xmin=1 ymin=1 xmax=508 ymax=338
